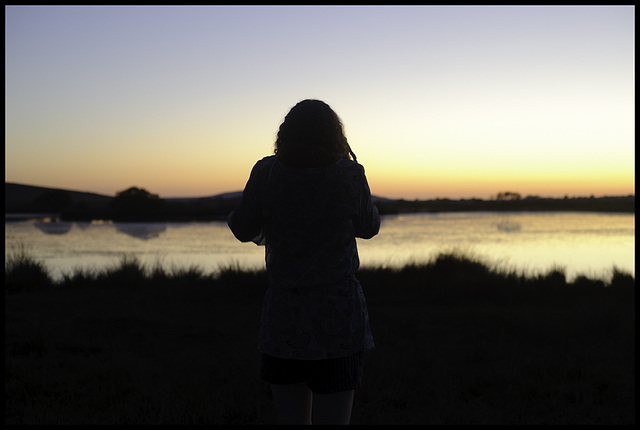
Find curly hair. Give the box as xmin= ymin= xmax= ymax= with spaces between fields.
xmin=274 ymin=99 xmax=357 ymax=168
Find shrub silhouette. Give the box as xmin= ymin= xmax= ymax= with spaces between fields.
xmin=109 ymin=187 xmax=165 ymax=220
xmin=5 ymin=244 xmax=52 ymax=293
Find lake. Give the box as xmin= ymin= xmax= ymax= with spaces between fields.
xmin=4 ymin=211 xmax=635 ymax=283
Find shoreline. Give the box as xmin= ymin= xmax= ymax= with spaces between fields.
xmin=5 ymin=247 xmax=634 ymax=294
xmin=5 ymin=204 xmax=636 ymax=223
xmin=5 ymin=183 xmax=635 ymax=222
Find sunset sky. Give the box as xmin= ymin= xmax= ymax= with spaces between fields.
xmin=5 ymin=5 xmax=635 ymax=200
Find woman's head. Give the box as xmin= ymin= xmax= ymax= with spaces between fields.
xmin=274 ymin=99 xmax=356 ymax=168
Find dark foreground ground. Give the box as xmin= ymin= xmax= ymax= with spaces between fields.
xmin=5 ymin=251 xmax=635 ymax=424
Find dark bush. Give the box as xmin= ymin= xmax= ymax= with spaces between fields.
xmin=5 ymin=245 xmax=53 ymax=293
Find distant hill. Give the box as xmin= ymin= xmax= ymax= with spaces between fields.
xmin=5 ymin=182 xmax=253 ymax=221
xmin=165 ymin=191 xmax=243 ymax=203
xmin=5 ymin=183 xmax=114 ymax=213
xmin=4 ymin=183 xmax=245 ymax=211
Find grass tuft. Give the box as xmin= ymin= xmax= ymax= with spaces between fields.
xmin=5 ymin=243 xmax=53 ymax=293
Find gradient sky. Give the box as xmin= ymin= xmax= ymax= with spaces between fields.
xmin=5 ymin=5 xmax=635 ymax=200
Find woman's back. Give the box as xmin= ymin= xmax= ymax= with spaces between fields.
xmin=257 ymin=156 xmax=379 ymax=290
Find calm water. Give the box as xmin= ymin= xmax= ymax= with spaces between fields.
xmin=5 ymin=212 xmax=635 ymax=283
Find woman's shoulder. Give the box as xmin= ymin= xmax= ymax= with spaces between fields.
xmin=256 ymin=154 xmax=277 ymax=166
xmin=335 ymin=158 xmax=356 ymax=168
xmin=335 ymin=158 xmax=366 ymax=175
xmin=250 ymin=155 xmax=277 ymax=174
xmin=257 ymin=155 xmax=365 ymax=176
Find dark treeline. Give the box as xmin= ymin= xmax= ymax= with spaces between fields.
xmin=59 ymin=194 xmax=639 ymax=221
xmin=375 ymin=194 xmax=635 ymax=215
xmin=5 ymin=185 xmax=239 ymax=222
xmin=4 ymin=183 xmax=635 ymax=221
xmin=98 ymin=187 xmax=240 ymax=222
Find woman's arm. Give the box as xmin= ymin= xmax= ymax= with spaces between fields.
xmin=227 ymin=161 xmax=266 ymax=244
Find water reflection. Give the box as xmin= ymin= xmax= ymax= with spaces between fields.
xmin=74 ymin=221 xmax=92 ymax=231
xmin=496 ymin=219 xmax=522 ymax=232
xmin=34 ymin=220 xmax=73 ymax=235
xmin=8 ymin=212 xmax=634 ymax=282
xmin=114 ymin=223 xmax=167 ymax=240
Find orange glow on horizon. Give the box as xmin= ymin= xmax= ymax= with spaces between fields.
xmin=366 ymin=163 xmax=634 ymax=200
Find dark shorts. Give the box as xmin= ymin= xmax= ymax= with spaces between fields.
xmin=260 ymin=351 xmax=365 ymax=394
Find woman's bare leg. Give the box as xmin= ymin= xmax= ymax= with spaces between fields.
xmin=270 ymin=382 xmax=312 ymax=424
xmin=312 ymin=389 xmax=355 ymax=425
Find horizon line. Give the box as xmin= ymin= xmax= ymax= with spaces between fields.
xmin=5 ymin=181 xmax=635 ymax=202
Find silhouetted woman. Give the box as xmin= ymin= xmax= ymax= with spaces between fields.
xmin=227 ymin=99 xmax=380 ymax=424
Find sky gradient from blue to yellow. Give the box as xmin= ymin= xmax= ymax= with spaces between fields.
xmin=5 ymin=5 xmax=635 ymax=200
